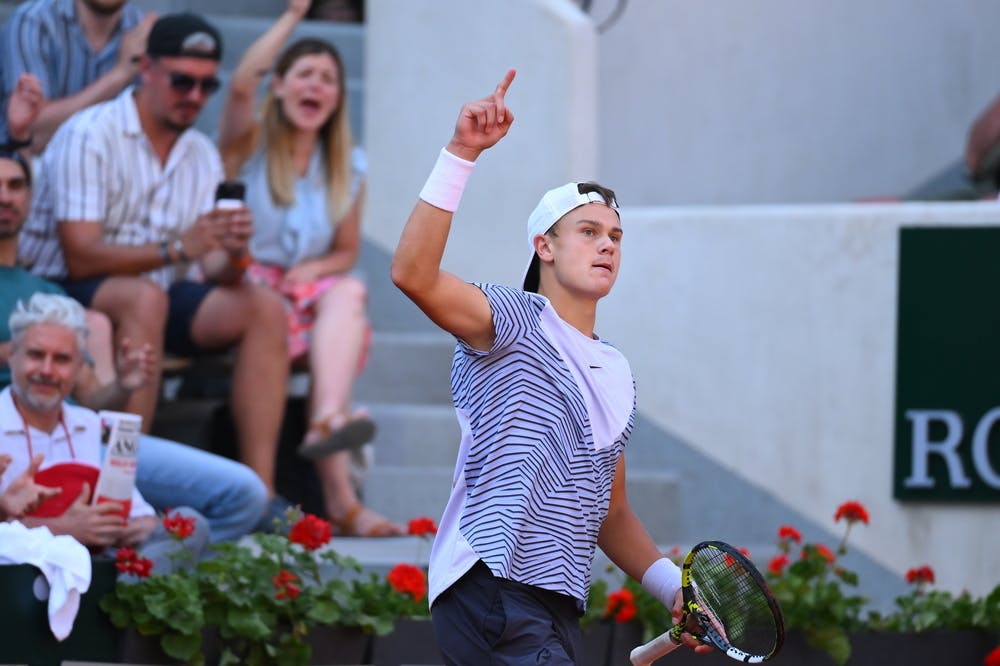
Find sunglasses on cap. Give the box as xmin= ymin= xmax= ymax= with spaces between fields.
xmin=167 ymin=71 xmax=221 ymax=95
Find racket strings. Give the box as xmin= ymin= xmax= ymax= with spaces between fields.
xmin=689 ymin=548 xmax=781 ymax=657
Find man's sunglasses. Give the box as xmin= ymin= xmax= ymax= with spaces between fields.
xmin=168 ymin=71 xmax=221 ymax=96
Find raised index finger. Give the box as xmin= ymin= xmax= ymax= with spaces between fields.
xmin=495 ymin=69 xmax=516 ymax=101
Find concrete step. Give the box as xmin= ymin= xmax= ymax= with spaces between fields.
xmin=354 ymin=331 xmax=456 ymax=405
xmin=366 ymin=403 xmax=460 ymax=467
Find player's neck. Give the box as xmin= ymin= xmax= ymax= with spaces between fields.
xmin=541 ymin=288 xmax=599 ymax=339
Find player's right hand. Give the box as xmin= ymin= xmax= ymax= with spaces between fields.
xmin=447 ymin=69 xmax=516 ymax=162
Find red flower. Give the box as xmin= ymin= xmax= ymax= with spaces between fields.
xmin=834 ymin=501 xmax=869 ymax=525
xmin=289 ymin=513 xmax=332 ymax=551
xmin=272 ymin=570 xmax=301 ymax=600
xmin=387 ymin=563 xmax=427 ymax=602
xmin=163 ymin=510 xmax=196 ymax=540
xmin=768 ymin=555 xmax=789 ymax=575
xmin=777 ymin=525 xmax=802 ymax=543
xmin=604 ymin=588 xmax=637 ymax=623
xmin=114 ymin=546 xmax=153 ymax=578
xmin=131 ymin=558 xmax=154 ymax=578
xmin=801 ymin=544 xmax=836 ymax=564
xmin=984 ymin=646 xmax=1000 ymax=666
xmin=905 ymin=565 xmax=935 ymax=585
xmin=408 ymin=516 xmax=438 ymax=537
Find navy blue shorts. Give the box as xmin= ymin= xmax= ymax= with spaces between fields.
xmin=431 ymin=560 xmax=582 ymax=665
xmin=60 ymin=276 xmax=215 ymax=357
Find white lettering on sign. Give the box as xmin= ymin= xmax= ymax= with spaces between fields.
xmin=904 ymin=409 xmax=1000 ymax=489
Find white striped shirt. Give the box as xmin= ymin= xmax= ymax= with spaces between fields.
xmin=0 ymin=0 xmax=143 ymax=139
xmin=428 ymin=283 xmax=636 ymax=609
xmin=19 ymin=87 xmax=223 ymax=289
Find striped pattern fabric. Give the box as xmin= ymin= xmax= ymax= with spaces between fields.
xmin=0 ymin=0 xmax=142 ymax=138
xmin=450 ymin=283 xmax=635 ymax=606
xmin=19 ymin=87 xmax=222 ymax=288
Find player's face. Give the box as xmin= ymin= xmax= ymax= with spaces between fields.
xmin=10 ymin=323 xmax=84 ymax=414
xmin=145 ymin=56 xmax=220 ymax=133
xmin=546 ymin=203 xmax=623 ymax=299
xmin=273 ymin=52 xmax=341 ymax=133
xmin=0 ymin=157 xmax=31 ymax=239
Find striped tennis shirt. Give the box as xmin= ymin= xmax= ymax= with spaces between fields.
xmin=0 ymin=0 xmax=143 ymax=139
xmin=19 ymin=87 xmax=222 ymax=288
xmin=428 ymin=283 xmax=636 ymax=610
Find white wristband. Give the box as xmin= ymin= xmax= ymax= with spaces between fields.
xmin=642 ymin=557 xmax=682 ymax=608
xmin=419 ymin=147 xmax=475 ymax=212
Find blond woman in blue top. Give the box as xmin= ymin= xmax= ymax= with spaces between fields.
xmin=219 ymin=0 xmax=401 ymax=536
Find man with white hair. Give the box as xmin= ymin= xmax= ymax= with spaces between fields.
xmin=1 ymin=293 xmax=208 ymax=566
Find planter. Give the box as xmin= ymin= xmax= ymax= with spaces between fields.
xmin=120 ymin=624 xmax=370 ymax=665
xmin=0 ymin=559 xmax=120 ymax=666
xmin=600 ymin=625 xmax=998 ymax=665
xmin=307 ymin=624 xmax=372 ymax=665
xmin=783 ymin=629 xmax=998 ymax=665
xmin=580 ymin=621 xmax=615 ymax=666
xmin=371 ymin=618 xmax=439 ymax=665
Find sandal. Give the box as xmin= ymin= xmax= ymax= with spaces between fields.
xmin=335 ymin=503 xmax=405 ymax=537
xmin=297 ymin=414 xmax=376 ymax=461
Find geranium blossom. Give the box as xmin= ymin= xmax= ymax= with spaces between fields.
xmin=288 ymin=513 xmax=332 ymax=551
xmin=834 ymin=501 xmax=869 ymax=525
xmin=777 ymin=525 xmax=802 ymax=543
xmin=388 ymin=563 xmax=427 ymax=602
xmin=115 ymin=546 xmax=154 ymax=578
xmin=801 ymin=543 xmax=835 ymax=564
xmin=605 ymin=588 xmax=637 ymax=623
xmin=272 ymin=570 xmax=301 ymax=600
xmin=984 ymin=646 xmax=1000 ymax=666
xmin=768 ymin=554 xmax=789 ymax=575
xmin=163 ymin=510 xmax=196 ymax=540
xmin=905 ymin=565 xmax=935 ymax=585
xmin=408 ymin=516 xmax=438 ymax=537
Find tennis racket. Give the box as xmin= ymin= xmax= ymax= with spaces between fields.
xmin=630 ymin=540 xmax=784 ymax=665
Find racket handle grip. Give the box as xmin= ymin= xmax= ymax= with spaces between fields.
xmin=630 ymin=630 xmax=681 ymax=665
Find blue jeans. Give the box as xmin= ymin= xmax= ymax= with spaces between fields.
xmin=136 ymin=435 xmax=267 ymax=543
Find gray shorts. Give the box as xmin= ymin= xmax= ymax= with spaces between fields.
xmin=431 ymin=560 xmax=582 ymax=665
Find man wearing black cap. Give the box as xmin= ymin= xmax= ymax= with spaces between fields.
xmin=19 ymin=13 xmax=292 ymax=518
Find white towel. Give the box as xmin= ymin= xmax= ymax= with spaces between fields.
xmin=0 ymin=521 xmax=92 ymax=640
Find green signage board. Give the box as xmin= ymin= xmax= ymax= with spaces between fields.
xmin=894 ymin=226 xmax=1000 ymax=501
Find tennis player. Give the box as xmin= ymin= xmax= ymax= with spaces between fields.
xmin=392 ymin=70 xmax=709 ymax=664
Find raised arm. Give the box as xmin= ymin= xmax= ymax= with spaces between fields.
xmin=6 ymin=13 xmax=157 ymax=153
xmin=218 ymin=0 xmax=311 ymax=168
xmin=391 ymin=70 xmax=516 ymax=351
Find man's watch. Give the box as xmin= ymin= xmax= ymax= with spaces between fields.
xmin=158 ymin=240 xmax=172 ymax=265
xmin=171 ymin=238 xmax=189 ymax=262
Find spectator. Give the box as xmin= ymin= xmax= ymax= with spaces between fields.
xmin=1 ymin=292 xmax=209 ymax=572
xmin=218 ymin=0 xmax=402 ymax=536
xmin=0 ymin=0 xmax=157 ymax=153
xmin=18 ymin=13 xmax=293 ymax=525
xmin=1 ymin=93 xmax=268 ymax=542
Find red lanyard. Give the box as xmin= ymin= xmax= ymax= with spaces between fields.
xmin=11 ymin=393 xmax=75 ymax=461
